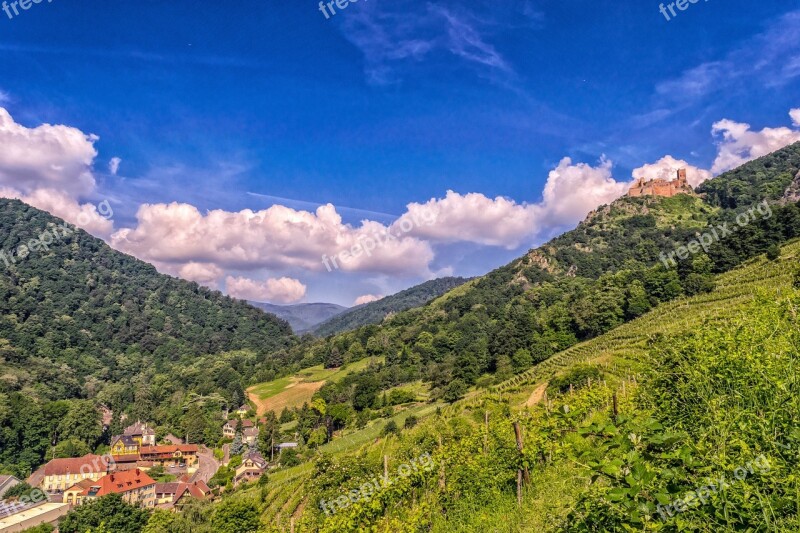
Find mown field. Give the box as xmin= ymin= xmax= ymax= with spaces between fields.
xmin=247 ymin=357 xmax=385 ymax=415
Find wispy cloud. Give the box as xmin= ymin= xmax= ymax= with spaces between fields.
xmin=339 ymin=1 xmax=521 ymax=86
xmin=633 ymin=9 xmax=800 ymax=126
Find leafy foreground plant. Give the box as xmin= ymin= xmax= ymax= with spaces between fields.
xmin=565 ymin=292 xmax=800 ymax=532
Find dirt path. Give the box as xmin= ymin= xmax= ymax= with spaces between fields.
xmin=524 ymin=382 xmax=549 ymax=408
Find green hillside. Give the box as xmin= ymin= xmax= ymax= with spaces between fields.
xmin=312 ymin=277 xmax=469 ymax=337
xmin=136 ymin=237 xmax=800 ymax=533
xmin=280 ymin=142 xmax=800 ymax=414
xmin=0 ymin=199 xmax=295 ymax=475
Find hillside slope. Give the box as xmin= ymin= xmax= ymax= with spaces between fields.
xmin=0 ymin=198 xmax=293 ymax=401
xmin=290 ymin=142 xmax=800 ymax=407
xmin=250 ymin=302 xmax=348 ymax=333
xmin=312 ymin=277 xmax=469 ymax=337
xmin=299 ymin=239 xmax=800 ymax=532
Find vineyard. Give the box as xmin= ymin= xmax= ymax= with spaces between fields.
xmin=258 ymin=239 xmax=800 ymax=531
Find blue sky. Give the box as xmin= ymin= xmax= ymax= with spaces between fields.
xmin=0 ymin=0 xmax=799 ymax=306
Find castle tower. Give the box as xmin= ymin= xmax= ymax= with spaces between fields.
xmin=676 ymin=168 xmax=687 ymax=185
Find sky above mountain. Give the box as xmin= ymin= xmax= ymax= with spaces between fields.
xmin=0 ymin=0 xmax=799 ymax=305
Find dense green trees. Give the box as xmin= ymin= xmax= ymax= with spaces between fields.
xmin=59 ymin=494 xmax=150 ymax=533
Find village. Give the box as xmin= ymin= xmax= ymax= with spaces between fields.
xmin=0 ymin=404 xmax=298 ymax=532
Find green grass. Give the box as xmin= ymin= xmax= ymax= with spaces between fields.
xmin=250 ymin=357 xmax=384 ymax=401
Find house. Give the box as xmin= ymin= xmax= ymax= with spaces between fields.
xmin=235 ymin=404 xmax=250 ymax=418
xmin=154 ymin=481 xmax=211 ymax=509
xmin=139 ymin=445 xmax=199 ymax=469
xmin=34 ymin=454 xmax=113 ymax=492
xmin=0 ymin=475 xmax=20 ymax=499
xmin=222 ymin=421 xmax=236 ymax=440
xmin=110 ymin=435 xmax=140 ymax=457
xmin=63 ymin=479 xmax=95 ymax=505
xmin=123 ymin=420 xmax=156 ymax=446
xmin=234 ymin=450 xmax=267 ymax=485
xmin=243 ymin=427 xmax=259 ymax=446
xmin=77 ymin=469 xmax=156 ymax=508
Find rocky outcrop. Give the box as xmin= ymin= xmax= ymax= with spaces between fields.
xmin=782 ymin=170 xmax=800 ymax=204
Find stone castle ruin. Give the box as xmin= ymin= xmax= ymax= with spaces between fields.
xmin=627 ymin=168 xmax=694 ymax=198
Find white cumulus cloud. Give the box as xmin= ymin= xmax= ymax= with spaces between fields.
xmin=110 ymin=201 xmax=436 ymax=278
xmin=791 ymin=108 xmax=800 ymax=127
xmin=711 ymin=109 xmax=800 ymax=174
xmin=0 ymin=107 xmax=98 ymax=197
xmin=354 ymin=294 xmax=383 ymax=306
xmin=226 ymin=276 xmax=306 ymax=304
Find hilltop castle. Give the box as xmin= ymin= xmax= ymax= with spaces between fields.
xmin=628 ymin=169 xmax=694 ymax=198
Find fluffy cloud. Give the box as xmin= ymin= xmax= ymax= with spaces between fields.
xmin=178 ymin=262 xmax=225 ymax=289
xmin=791 ymin=108 xmax=800 ymax=127
xmin=0 ymin=108 xmax=114 ymax=237
xmin=537 ymin=157 xmax=630 ymax=227
xmin=0 ymin=186 xmax=114 ymax=237
xmin=354 ymin=294 xmax=383 ymax=306
xmin=399 ymin=191 xmax=538 ymax=249
xmin=398 ymin=159 xmax=632 ymax=250
xmin=632 ymin=156 xmax=713 ymax=188
xmin=711 ymin=109 xmax=800 ymax=174
xmin=0 ymin=108 xmax=98 ymax=197
xmin=111 ymin=201 xmax=435 ymax=278
xmin=225 ymin=276 xmax=306 ymax=304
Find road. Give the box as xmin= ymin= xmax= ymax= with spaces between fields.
xmin=191 ymin=446 xmax=220 ymax=484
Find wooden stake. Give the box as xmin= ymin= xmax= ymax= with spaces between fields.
xmin=384 ymin=455 xmax=389 ymax=482
xmin=484 ymin=411 xmax=489 ymax=454
xmin=612 ymin=393 xmax=619 ymax=424
xmin=513 ymin=422 xmax=530 ymax=484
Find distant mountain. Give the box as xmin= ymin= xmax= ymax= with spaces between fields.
xmin=249 ymin=302 xmax=348 ymax=333
xmin=312 ymin=277 xmax=470 ymax=337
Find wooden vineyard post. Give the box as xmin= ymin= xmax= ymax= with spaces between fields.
xmin=484 ymin=411 xmax=489 ymax=454
xmin=438 ymin=435 xmax=445 ymax=489
xmin=513 ymin=421 xmax=530 ymax=483
xmin=384 ymin=455 xmax=389 ymax=483
xmin=612 ymin=392 xmax=619 ymax=425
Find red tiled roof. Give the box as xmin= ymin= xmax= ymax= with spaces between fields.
xmin=139 ymin=445 xmax=198 ymax=455
xmin=65 ymin=478 xmax=95 ymax=492
xmin=81 ymin=469 xmax=155 ymax=497
xmin=43 ymin=454 xmax=110 ymax=476
xmin=112 ymin=454 xmax=140 ymax=464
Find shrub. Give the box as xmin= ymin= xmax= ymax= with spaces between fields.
xmin=548 ymin=364 xmax=602 ymax=395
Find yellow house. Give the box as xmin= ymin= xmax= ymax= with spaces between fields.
xmin=36 ymin=454 xmax=112 ymax=493
xmin=63 ymin=479 xmax=95 ymax=506
xmin=110 ymin=435 xmax=140 ymax=456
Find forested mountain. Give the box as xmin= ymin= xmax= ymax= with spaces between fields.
xmin=312 ymin=277 xmax=470 ymax=337
xmin=249 ymin=302 xmax=348 ymax=333
xmin=0 ymin=199 xmax=296 ymax=475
